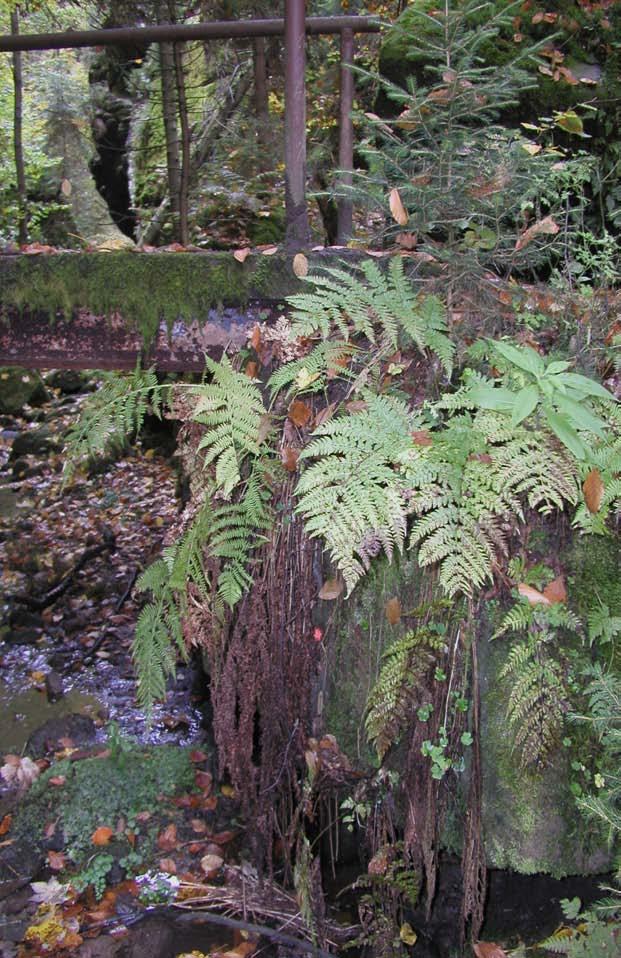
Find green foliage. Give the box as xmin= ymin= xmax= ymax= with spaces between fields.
xmin=72 ymin=854 xmax=114 ymax=900
xmin=365 ymin=616 xmax=448 ymax=760
xmin=287 ymin=258 xmax=454 ymax=374
xmin=267 ymin=339 xmax=355 ymax=399
xmin=296 ymin=392 xmax=417 ymax=594
xmin=63 ymin=365 xmax=164 ymax=481
xmin=192 ymin=355 xmax=266 ymax=498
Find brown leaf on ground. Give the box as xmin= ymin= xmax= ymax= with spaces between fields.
xmin=389 ymin=188 xmax=409 ymax=226
xmin=543 ymin=575 xmax=567 ymax=604
xmin=91 ymin=826 xmax=114 ymax=846
xmin=515 ymin=215 xmax=559 ymax=250
xmin=518 ymin=583 xmax=552 ymax=606
xmin=319 ymin=576 xmax=344 ymax=600
xmin=473 ymin=942 xmax=507 ymax=958
xmin=412 ymin=430 xmax=433 ymax=446
xmin=159 ymin=858 xmax=177 ymax=874
xmin=200 ymin=853 xmax=224 ymax=876
xmin=156 ymin=824 xmax=177 ymax=852
xmin=195 ymin=770 xmax=213 ymax=793
xmin=47 ymin=850 xmax=66 ymax=871
xmin=583 ymin=468 xmax=604 ymax=514
xmin=385 ymin=597 xmax=402 ymax=625
xmin=281 ymin=446 xmax=299 ymax=472
xmin=233 ymin=247 xmax=251 ymax=263
xmin=288 ymin=399 xmax=312 ymax=427
xmin=293 ymin=252 xmax=308 ymax=278
xmin=0 ymin=815 xmax=11 ymax=836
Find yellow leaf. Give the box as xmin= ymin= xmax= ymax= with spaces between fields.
xmin=293 ymin=252 xmax=308 ymax=278
xmin=583 ymin=468 xmax=604 ymax=514
xmin=389 ymin=188 xmax=409 ymax=226
xmin=399 ymin=922 xmax=418 ymax=946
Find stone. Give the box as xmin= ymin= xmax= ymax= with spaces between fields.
xmin=9 ymin=426 xmax=60 ymax=460
xmin=45 ymin=671 xmax=65 ymax=703
xmin=45 ymin=370 xmax=87 ymax=395
xmin=0 ymin=840 xmax=43 ymax=902
xmin=118 ymin=916 xmax=175 ymax=958
xmin=26 ymin=714 xmax=98 ymax=759
xmin=0 ymin=368 xmax=48 ymax=416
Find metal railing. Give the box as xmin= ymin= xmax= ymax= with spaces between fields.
xmin=0 ymin=2 xmax=381 ymax=250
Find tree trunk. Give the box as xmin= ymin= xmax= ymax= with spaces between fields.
xmin=11 ymin=8 xmax=27 ymax=245
xmin=159 ymin=39 xmax=181 ymax=240
xmin=253 ymin=37 xmax=270 ymax=171
xmin=173 ymin=40 xmax=191 ymax=245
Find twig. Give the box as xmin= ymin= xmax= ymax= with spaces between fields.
xmin=169 ymin=907 xmax=338 ymax=957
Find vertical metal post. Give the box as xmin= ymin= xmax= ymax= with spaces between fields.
xmin=284 ymin=0 xmax=310 ymax=250
xmin=337 ymin=26 xmax=354 ymax=245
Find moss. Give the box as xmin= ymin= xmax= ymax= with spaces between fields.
xmin=12 ymin=745 xmax=194 ymax=866
xmin=0 ymin=252 xmax=310 ymax=348
xmin=565 ymin=535 xmax=621 ymax=622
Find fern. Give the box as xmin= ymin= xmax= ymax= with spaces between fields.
xmin=63 ymin=364 xmax=164 ymax=480
xmin=133 ymin=560 xmax=185 ymax=718
xmin=587 ymin=602 xmax=621 ymax=647
xmin=192 ymin=355 xmax=267 ymax=498
xmin=500 ymin=632 xmax=567 ymax=767
xmin=267 ymin=340 xmax=355 ymax=399
xmin=287 ymin=257 xmax=454 ymax=374
xmin=295 ymin=393 xmax=419 ymax=594
xmin=365 ymin=622 xmax=447 ymax=761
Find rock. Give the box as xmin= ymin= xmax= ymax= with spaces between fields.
xmin=76 ymin=937 xmax=125 ymax=958
xmin=0 ymin=368 xmax=49 ymax=416
xmin=118 ymin=916 xmax=175 ymax=958
xmin=6 ymin=628 xmax=41 ymax=646
xmin=45 ymin=370 xmax=87 ymax=395
xmin=11 ymin=458 xmax=44 ymax=481
xmin=26 ymin=714 xmax=98 ymax=759
xmin=8 ymin=609 xmax=44 ymax=631
xmin=9 ymin=426 xmax=60 ymax=460
xmin=45 ymin=671 xmax=65 ymax=703
xmin=0 ymin=840 xmax=43 ymax=902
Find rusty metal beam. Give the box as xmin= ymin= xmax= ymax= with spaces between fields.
xmin=284 ymin=0 xmax=310 ymax=251
xmin=0 ymin=16 xmax=380 ymax=53
xmin=337 ymin=27 xmax=355 ymax=245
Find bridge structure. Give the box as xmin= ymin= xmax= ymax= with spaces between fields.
xmin=0 ymin=2 xmax=382 ymax=372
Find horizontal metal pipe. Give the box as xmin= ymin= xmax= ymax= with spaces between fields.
xmin=0 ymin=16 xmax=380 ymax=53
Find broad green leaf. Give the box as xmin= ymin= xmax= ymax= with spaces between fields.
xmin=554 ymin=110 xmax=584 ymax=136
xmin=553 ymin=372 xmax=616 ymax=403
xmin=553 ymin=395 xmax=606 ymax=437
xmin=545 ymin=360 xmax=571 ymax=375
xmin=511 ymin=385 xmax=539 ymax=425
xmin=489 ymin=340 xmax=544 ymax=376
xmin=467 ymin=383 xmax=517 ymax=412
xmin=544 ymin=406 xmax=588 ymax=460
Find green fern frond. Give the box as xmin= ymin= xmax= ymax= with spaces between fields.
xmin=193 ymin=355 xmax=266 ymax=498
xmin=132 ymin=599 xmax=183 ymax=717
xmin=295 ymin=393 xmax=420 ymax=593
xmin=365 ymin=625 xmax=446 ymax=760
xmin=287 ymin=258 xmax=454 ymax=373
xmin=267 ymin=340 xmax=355 ymax=399
xmin=63 ymin=364 xmax=163 ymax=481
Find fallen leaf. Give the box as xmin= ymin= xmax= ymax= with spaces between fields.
xmin=157 ymin=824 xmax=177 ymax=851
xmin=517 ymin=583 xmax=551 ymax=606
xmin=473 ymin=942 xmax=508 ymax=958
xmin=190 ymin=750 xmax=209 ymax=763
xmin=1 ymin=755 xmax=40 ymax=790
xmin=385 ymin=597 xmax=402 ymax=625
xmin=0 ymin=815 xmax=12 ymax=836
xmin=195 ymin=770 xmax=213 ymax=793
xmin=399 ymin=922 xmax=418 ymax=946
xmin=49 ymin=776 xmax=66 ymax=787
xmin=319 ymin=577 xmax=344 ymax=600
xmin=515 ymin=215 xmax=559 ymax=251
xmin=91 ymin=826 xmax=114 ymax=846
xmin=191 ymin=819 xmax=208 ymax=834
xmin=159 ymin=857 xmax=177 ymax=874
xmin=293 ymin=252 xmax=308 ymax=278
xmin=245 ymin=361 xmax=259 ymax=379
xmin=543 ymin=575 xmax=567 ymax=604
xmin=221 ymin=944 xmax=257 ymax=958
xmin=250 ymin=325 xmax=261 ymax=352
xmin=412 ymin=430 xmax=433 ymax=446
xmin=261 ymin=245 xmax=278 ymax=255
xmin=30 ymin=878 xmax=71 ymax=906
xmin=583 ymin=468 xmax=604 ymax=514
xmin=233 ymin=247 xmax=251 ymax=263
xmin=396 ymin=231 xmax=418 ymax=250
xmin=389 ymin=188 xmax=409 ymax=226
xmin=200 ymin=853 xmax=224 ymax=876
xmin=313 ymin=403 xmax=336 ymax=429
xmin=47 ymin=850 xmax=66 ymax=871
xmin=288 ymin=399 xmax=312 ymax=427
xmin=281 ymin=446 xmax=299 ymax=472
xmin=60 ymin=178 xmax=72 ymax=197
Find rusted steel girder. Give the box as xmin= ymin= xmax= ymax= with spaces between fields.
xmin=284 ymin=0 xmax=311 ymax=251
xmin=0 ymin=16 xmax=379 ymax=52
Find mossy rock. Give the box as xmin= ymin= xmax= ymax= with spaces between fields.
xmin=12 ymin=746 xmax=195 ymax=868
xmin=0 ymin=367 xmax=49 ymax=415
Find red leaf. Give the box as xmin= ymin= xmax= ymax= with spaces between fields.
xmin=157 ymin=823 xmax=177 ymax=852
xmin=91 ymin=826 xmax=114 ymax=846
xmin=195 ymin=770 xmax=213 ymax=794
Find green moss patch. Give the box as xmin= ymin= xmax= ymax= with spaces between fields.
xmin=12 ymin=745 xmax=194 ymax=866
